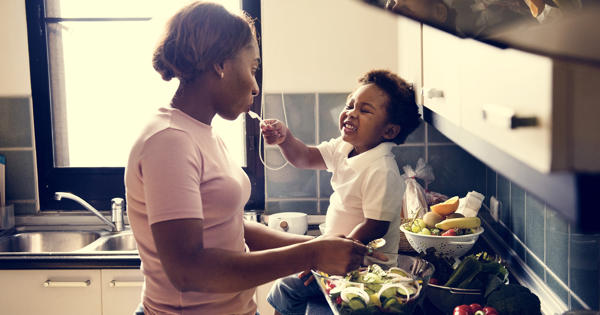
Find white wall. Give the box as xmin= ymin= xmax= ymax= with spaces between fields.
xmin=0 ymin=0 xmax=31 ymax=96
xmin=262 ymin=0 xmax=398 ymax=93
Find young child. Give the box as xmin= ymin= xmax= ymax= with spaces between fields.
xmin=262 ymin=69 xmax=421 ymax=315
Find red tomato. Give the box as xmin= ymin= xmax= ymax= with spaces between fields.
xmin=442 ymin=229 xmax=457 ymax=236
xmin=483 ymin=306 xmax=498 ymax=315
xmin=469 ymin=303 xmax=482 ymax=312
xmin=453 ymin=305 xmax=472 ymax=315
xmin=335 ymin=296 xmax=342 ymax=305
xmin=429 ymin=278 xmax=439 ymax=285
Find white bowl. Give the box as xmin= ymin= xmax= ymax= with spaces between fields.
xmin=399 ymin=225 xmax=484 ymax=257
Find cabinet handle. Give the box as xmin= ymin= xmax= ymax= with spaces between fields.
xmin=481 ymin=104 xmax=538 ymax=129
xmin=43 ymin=280 xmax=91 ymax=288
xmin=424 ymin=87 xmax=444 ymax=99
xmin=109 ymin=280 xmax=144 ymax=288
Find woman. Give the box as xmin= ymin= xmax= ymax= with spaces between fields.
xmin=125 ymin=2 xmax=375 ymax=314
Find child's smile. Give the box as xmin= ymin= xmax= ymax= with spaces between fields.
xmin=339 ymin=84 xmax=392 ymax=155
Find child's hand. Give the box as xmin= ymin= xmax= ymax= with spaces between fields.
xmin=261 ymin=119 xmax=288 ymax=145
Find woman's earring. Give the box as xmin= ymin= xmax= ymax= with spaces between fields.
xmin=220 ymin=72 xmax=224 ymax=79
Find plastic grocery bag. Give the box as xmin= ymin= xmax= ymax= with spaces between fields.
xmin=401 ymin=158 xmax=435 ymax=219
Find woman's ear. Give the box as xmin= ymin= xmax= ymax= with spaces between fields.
xmin=213 ymin=62 xmax=225 ymax=79
xmin=383 ymin=123 xmax=401 ymax=140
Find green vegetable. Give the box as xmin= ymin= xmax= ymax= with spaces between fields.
xmin=486 ymin=284 xmax=542 ymax=315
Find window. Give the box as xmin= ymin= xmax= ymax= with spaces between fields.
xmin=26 ymin=0 xmax=264 ymax=211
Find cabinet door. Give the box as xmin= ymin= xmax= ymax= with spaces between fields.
xmin=101 ymin=269 xmax=144 ymax=315
xmin=0 ymin=269 xmax=101 ymax=315
xmin=459 ymin=39 xmax=554 ymax=172
xmin=396 ymin=16 xmax=422 ymax=105
xmin=422 ymin=25 xmax=463 ymax=126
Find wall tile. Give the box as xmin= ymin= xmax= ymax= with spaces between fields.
xmin=525 ymin=193 xmax=545 ymax=262
xmin=265 ymin=148 xmax=317 ymax=199
xmin=264 ymin=93 xmax=316 ymax=145
xmin=405 ymin=120 xmax=425 ymax=144
xmin=392 ymin=145 xmax=425 ymax=174
xmin=0 ymin=97 xmax=32 ymax=147
xmin=318 ymin=93 xmax=347 ymax=142
xmin=569 ymin=232 xmax=600 ymax=309
xmin=319 ymin=170 xmax=333 ymax=199
xmin=526 ymin=251 xmax=545 ymax=280
xmin=427 ymin=123 xmax=452 ymax=143
xmin=546 ymin=207 xmax=569 ymax=286
xmin=546 ymin=274 xmax=569 ymax=307
xmin=266 ymin=200 xmax=318 ymax=215
xmin=427 ymin=145 xmax=485 ymax=198
xmin=13 ymin=201 xmax=37 ymax=215
xmin=319 ymin=200 xmax=330 ymax=215
xmin=510 ymin=183 xmax=525 ymax=241
xmin=485 ymin=167 xmax=496 ymax=206
xmin=0 ymin=150 xmax=36 ymax=201
xmin=497 ymin=174 xmax=511 ymax=228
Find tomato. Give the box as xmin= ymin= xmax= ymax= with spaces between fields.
xmin=483 ymin=306 xmax=498 ymax=315
xmin=335 ymin=296 xmax=342 ymax=305
xmin=442 ymin=229 xmax=457 ymax=236
xmin=429 ymin=278 xmax=439 ymax=285
xmin=469 ymin=303 xmax=482 ymax=312
xmin=453 ymin=305 xmax=472 ymax=315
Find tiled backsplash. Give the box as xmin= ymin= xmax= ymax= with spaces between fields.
xmin=482 ymin=168 xmax=600 ymax=310
xmin=0 ymin=96 xmax=37 ymax=214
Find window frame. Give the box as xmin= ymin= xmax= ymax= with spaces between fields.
xmin=25 ymin=0 xmax=264 ymax=211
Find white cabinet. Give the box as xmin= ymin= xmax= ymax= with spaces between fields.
xmin=0 ymin=268 xmax=143 ymax=315
xmin=396 ymin=16 xmax=423 ymax=104
xmin=421 ymin=26 xmax=600 ymax=173
xmin=422 ymin=25 xmax=463 ymax=126
xmin=101 ymin=269 xmax=144 ymax=315
xmin=0 ymin=269 xmax=102 ymax=315
xmin=458 ymin=39 xmax=555 ymax=172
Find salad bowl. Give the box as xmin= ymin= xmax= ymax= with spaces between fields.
xmin=312 ymin=254 xmax=434 ymax=315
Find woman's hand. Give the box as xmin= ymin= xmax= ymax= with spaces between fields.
xmin=261 ymin=119 xmax=288 ymax=145
xmin=308 ymin=235 xmax=387 ymax=275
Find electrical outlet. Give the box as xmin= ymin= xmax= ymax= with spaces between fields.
xmin=490 ymin=196 xmax=499 ymax=221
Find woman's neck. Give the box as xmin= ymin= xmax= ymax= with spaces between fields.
xmin=170 ymin=78 xmax=216 ymax=125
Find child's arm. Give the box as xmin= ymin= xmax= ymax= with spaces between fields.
xmin=261 ymin=119 xmax=326 ymax=170
xmin=346 ymin=218 xmax=390 ymax=246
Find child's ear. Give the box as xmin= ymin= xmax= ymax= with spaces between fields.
xmin=213 ymin=62 xmax=225 ymax=79
xmin=383 ymin=123 xmax=401 ymax=140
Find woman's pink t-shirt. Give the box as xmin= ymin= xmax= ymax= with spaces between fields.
xmin=125 ymin=107 xmax=255 ymax=315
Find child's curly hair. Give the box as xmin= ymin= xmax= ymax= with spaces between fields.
xmin=358 ymin=70 xmax=421 ymax=144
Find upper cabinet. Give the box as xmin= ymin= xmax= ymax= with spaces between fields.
xmin=422 ymin=25 xmax=464 ymax=127
xmin=421 ymin=24 xmax=600 ymax=173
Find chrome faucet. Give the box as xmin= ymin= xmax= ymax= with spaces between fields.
xmin=54 ymin=192 xmax=125 ymax=232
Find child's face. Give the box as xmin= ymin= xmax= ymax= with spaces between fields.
xmin=339 ymin=84 xmax=397 ymax=155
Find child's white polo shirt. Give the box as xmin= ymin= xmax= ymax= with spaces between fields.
xmin=317 ymin=137 xmax=405 ymax=257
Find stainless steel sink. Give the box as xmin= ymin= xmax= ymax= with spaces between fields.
xmin=0 ymin=231 xmax=102 ymax=253
xmin=86 ymin=232 xmax=137 ymax=251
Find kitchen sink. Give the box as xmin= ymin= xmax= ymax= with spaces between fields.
xmin=85 ymin=231 xmax=137 ymax=251
xmin=0 ymin=231 xmax=102 ymax=253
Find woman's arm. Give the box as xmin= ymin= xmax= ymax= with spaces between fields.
xmin=261 ymin=120 xmax=326 ymax=169
xmin=151 ymin=218 xmax=368 ymax=293
xmin=243 ymin=220 xmax=313 ymax=251
xmin=346 ymin=218 xmax=390 ymax=245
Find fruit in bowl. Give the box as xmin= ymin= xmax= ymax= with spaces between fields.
xmin=312 ymin=255 xmax=434 ymax=315
xmin=400 ymin=217 xmax=483 ymax=257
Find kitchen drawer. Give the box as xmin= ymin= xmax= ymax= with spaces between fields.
xmin=101 ymin=269 xmax=144 ymax=315
xmin=0 ymin=269 xmax=102 ymax=315
xmin=459 ymin=38 xmax=555 ymax=172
